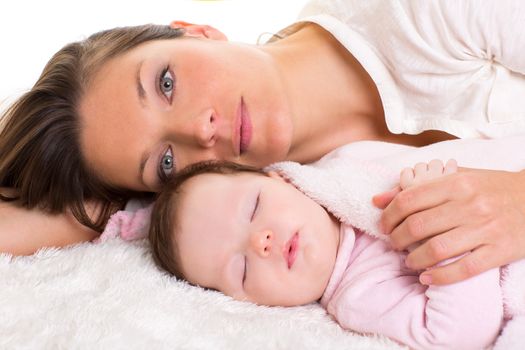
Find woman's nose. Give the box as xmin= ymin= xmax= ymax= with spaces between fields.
xmin=194 ymin=110 xmax=217 ymax=148
xmin=250 ymin=229 xmax=273 ymax=257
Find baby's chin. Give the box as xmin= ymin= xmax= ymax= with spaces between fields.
xmin=231 ymin=286 xmax=321 ymax=307
xmin=252 ymin=279 xmax=331 ymax=307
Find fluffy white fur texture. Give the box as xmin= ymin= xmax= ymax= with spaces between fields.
xmin=0 ymin=239 xmax=404 ymax=349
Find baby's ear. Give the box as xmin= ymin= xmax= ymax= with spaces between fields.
xmin=170 ymin=20 xmax=228 ymax=41
xmin=266 ymin=170 xmax=290 ymax=183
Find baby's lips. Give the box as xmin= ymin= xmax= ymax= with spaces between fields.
xmin=283 ymin=232 xmax=299 ymax=269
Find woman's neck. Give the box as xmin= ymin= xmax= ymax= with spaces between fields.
xmin=262 ymin=23 xmax=455 ymax=163
xmin=261 ymin=23 xmax=385 ymax=162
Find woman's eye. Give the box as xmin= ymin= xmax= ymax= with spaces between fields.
xmin=159 ymin=67 xmax=175 ymax=101
xmin=250 ymin=192 xmax=260 ymax=222
xmin=158 ymin=147 xmax=175 ymax=181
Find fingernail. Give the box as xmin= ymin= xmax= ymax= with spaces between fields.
xmin=419 ymin=273 xmax=432 ymax=285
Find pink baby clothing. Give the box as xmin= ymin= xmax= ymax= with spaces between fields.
xmin=97 ymin=200 xmax=153 ymax=243
xmin=320 ymin=224 xmax=503 ymax=350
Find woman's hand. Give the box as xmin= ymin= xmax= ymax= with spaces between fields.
xmin=373 ymin=166 xmax=525 ymax=285
xmin=169 ymin=21 xmax=228 ymax=40
xmin=0 ymin=200 xmax=99 ymax=256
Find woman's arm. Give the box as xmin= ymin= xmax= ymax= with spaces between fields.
xmin=375 ymin=168 xmax=525 ymax=285
xmin=0 ymin=201 xmax=99 ymax=256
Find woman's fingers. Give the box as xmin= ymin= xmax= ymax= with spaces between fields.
xmin=376 ymin=159 xmax=457 ymax=210
xmin=383 ymin=159 xmax=459 ymax=231
xmin=372 ymin=186 xmax=401 ymax=209
xmin=404 ymin=225 xmax=479 ymax=270
xmin=418 ymin=245 xmax=503 ymax=285
xmin=389 ymin=200 xmax=461 ymax=251
xmin=169 ymin=21 xmax=228 ymax=40
xmin=380 ymin=178 xmax=453 ymax=235
xmin=377 ymin=166 xmax=525 ymax=285
xmin=387 ymin=168 xmax=525 ymax=284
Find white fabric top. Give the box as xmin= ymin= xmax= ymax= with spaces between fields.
xmin=279 ymin=0 xmax=525 ymax=138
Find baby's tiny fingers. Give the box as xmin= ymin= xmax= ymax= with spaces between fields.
xmin=413 ymin=162 xmax=429 ymax=177
xmin=414 ymin=161 xmax=437 ymax=183
xmin=444 ymin=159 xmax=458 ymax=175
xmin=428 ymin=159 xmax=445 ymax=176
xmin=400 ymin=167 xmax=415 ymax=190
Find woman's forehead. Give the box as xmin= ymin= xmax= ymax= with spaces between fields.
xmin=86 ymin=38 xmax=185 ymax=88
xmin=78 ymin=50 xmax=154 ymax=191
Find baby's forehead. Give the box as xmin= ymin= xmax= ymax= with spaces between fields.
xmin=171 ymin=170 xmax=268 ymax=244
xmin=184 ymin=170 xmax=267 ymax=187
xmin=173 ymin=170 xmax=266 ymax=204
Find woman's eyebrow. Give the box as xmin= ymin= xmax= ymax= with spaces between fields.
xmin=136 ymin=60 xmax=147 ymax=108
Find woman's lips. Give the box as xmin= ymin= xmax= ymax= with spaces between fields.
xmin=284 ymin=232 xmax=299 ymax=269
xmin=239 ymin=97 xmax=252 ymax=155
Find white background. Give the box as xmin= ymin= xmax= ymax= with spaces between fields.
xmin=0 ymin=0 xmax=308 ymax=109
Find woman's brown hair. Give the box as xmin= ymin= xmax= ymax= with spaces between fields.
xmin=149 ymin=160 xmax=265 ymax=279
xmin=0 ymin=24 xmax=184 ymax=232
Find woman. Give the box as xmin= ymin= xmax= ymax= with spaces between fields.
xmin=1 ymin=0 xmax=524 ymax=286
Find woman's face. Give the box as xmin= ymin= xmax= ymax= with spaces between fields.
xmin=79 ymin=37 xmax=293 ymax=192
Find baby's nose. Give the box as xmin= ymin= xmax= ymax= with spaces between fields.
xmin=250 ymin=229 xmax=273 ymax=257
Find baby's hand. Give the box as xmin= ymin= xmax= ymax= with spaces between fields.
xmin=372 ymin=159 xmax=458 ymax=209
xmin=400 ymin=159 xmax=457 ymax=190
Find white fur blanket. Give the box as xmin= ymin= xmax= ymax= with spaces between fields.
xmin=0 ymin=240 xmax=403 ymax=349
xmin=1 ymin=137 xmax=524 ymax=349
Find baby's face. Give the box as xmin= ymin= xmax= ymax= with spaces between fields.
xmin=175 ymin=171 xmax=341 ymax=306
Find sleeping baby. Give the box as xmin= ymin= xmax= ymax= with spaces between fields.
xmin=147 ymin=142 xmax=509 ymax=350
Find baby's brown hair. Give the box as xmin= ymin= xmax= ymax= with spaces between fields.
xmin=149 ymin=160 xmax=266 ymax=279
